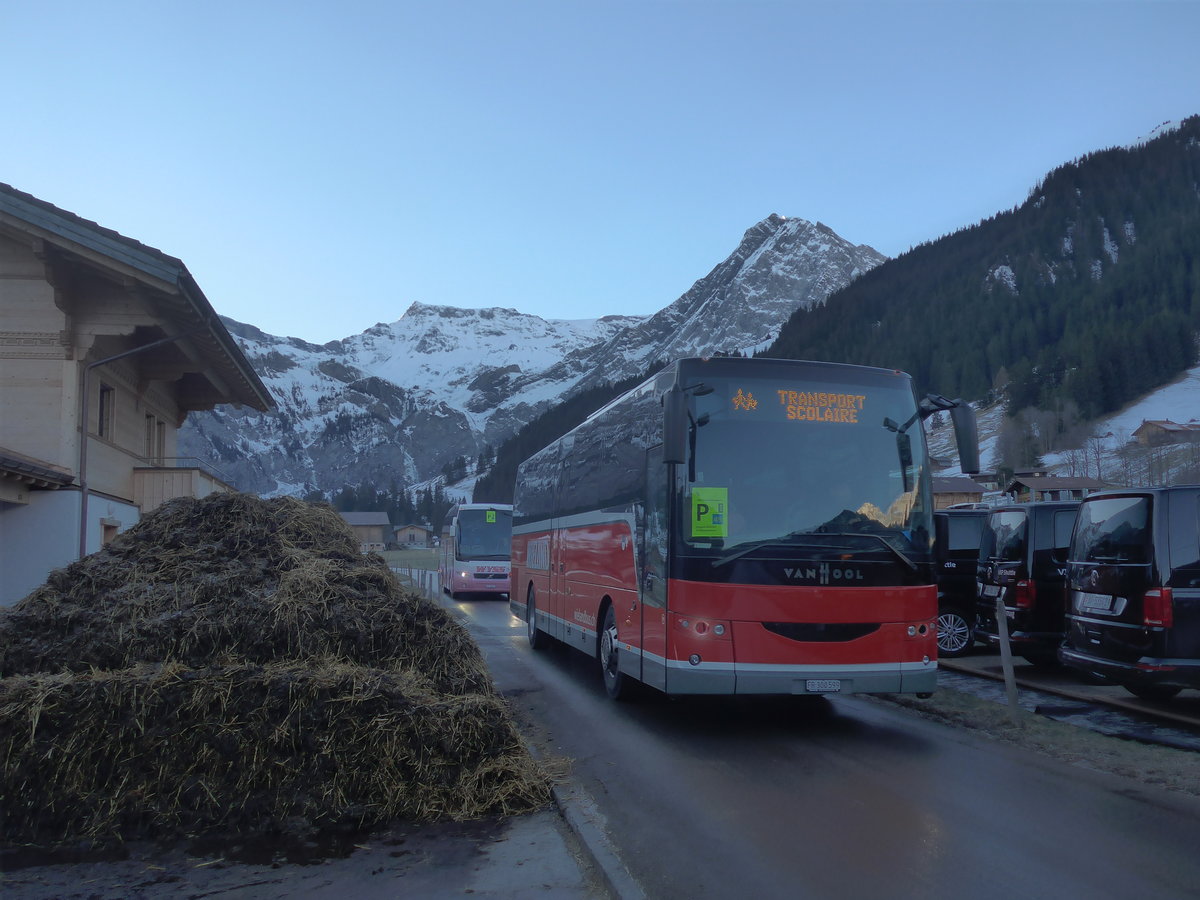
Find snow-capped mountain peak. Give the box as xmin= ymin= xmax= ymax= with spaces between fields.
xmin=181 ymin=215 xmax=886 ymax=498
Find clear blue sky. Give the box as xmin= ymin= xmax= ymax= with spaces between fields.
xmin=3 ymin=1 xmax=1197 ymax=344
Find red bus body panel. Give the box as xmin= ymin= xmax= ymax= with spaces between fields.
xmin=513 ymin=522 xmax=938 ymax=695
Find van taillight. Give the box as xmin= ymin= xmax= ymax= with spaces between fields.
xmin=1143 ymin=588 xmax=1174 ymax=628
xmin=1014 ymin=580 xmax=1036 ymax=609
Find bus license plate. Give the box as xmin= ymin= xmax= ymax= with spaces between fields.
xmin=806 ymin=679 xmax=842 ymax=693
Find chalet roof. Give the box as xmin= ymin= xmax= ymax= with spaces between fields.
xmin=0 ymin=446 xmax=75 ymax=489
xmin=395 ymin=523 xmax=431 ymax=532
xmin=932 ymin=476 xmax=989 ymax=493
xmin=1004 ymin=475 xmax=1107 ymax=492
xmin=1133 ymin=419 xmax=1200 ymax=434
xmin=0 ymin=183 xmax=273 ymax=412
xmin=340 ymin=512 xmax=392 ymax=527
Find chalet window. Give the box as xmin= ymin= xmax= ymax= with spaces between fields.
xmin=144 ymin=414 xmax=166 ymax=464
xmin=98 ymin=384 xmax=115 ymax=438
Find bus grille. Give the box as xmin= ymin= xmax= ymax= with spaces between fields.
xmin=762 ymin=622 xmax=879 ymax=642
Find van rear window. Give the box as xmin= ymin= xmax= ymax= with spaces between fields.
xmin=983 ymin=510 xmax=1027 ymax=562
xmin=1071 ymin=496 xmax=1150 ymax=564
xmin=946 ymin=515 xmax=984 ymax=552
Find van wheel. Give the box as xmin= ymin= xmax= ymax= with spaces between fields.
xmin=600 ymin=604 xmax=630 ymax=700
xmin=526 ymin=585 xmax=546 ymax=650
xmin=1020 ymin=650 xmax=1060 ymax=670
xmin=935 ymin=607 xmax=973 ymax=658
xmin=1125 ymin=683 xmax=1181 ymax=702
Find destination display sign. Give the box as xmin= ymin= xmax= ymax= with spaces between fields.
xmin=729 ymin=386 xmax=868 ymax=424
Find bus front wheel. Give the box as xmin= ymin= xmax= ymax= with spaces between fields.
xmin=526 ymin=585 xmax=546 ymax=650
xmin=600 ymin=604 xmax=630 ymax=700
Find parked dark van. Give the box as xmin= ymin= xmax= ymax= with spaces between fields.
xmin=933 ymin=508 xmax=987 ymax=657
xmin=1060 ymin=486 xmax=1200 ymax=701
xmin=975 ymin=501 xmax=1080 ymax=666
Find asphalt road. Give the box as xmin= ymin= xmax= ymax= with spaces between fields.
xmin=447 ymin=595 xmax=1200 ymax=900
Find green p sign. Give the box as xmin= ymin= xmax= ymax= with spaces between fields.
xmin=691 ymin=487 xmax=728 ymax=538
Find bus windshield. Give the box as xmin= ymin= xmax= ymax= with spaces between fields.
xmin=678 ymin=372 xmax=932 ymax=562
xmin=456 ymin=508 xmax=512 ymax=560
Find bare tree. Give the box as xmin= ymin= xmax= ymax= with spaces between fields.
xmin=1109 ymin=428 xmax=1135 ymax=486
xmin=1185 ymin=442 xmax=1200 ymax=484
xmin=1063 ymin=446 xmax=1088 ymax=478
xmin=1087 ymin=434 xmax=1108 ymax=482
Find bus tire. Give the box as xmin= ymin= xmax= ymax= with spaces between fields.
xmin=600 ymin=603 xmax=630 ymax=700
xmin=526 ymin=585 xmax=547 ymax=650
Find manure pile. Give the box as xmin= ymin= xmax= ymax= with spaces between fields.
xmin=0 ymin=493 xmax=548 ymax=846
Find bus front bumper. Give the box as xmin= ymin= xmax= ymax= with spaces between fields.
xmin=661 ymin=659 xmax=938 ymax=696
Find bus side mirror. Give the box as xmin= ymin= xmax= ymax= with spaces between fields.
xmin=897 ymin=432 xmax=913 ymax=493
xmin=950 ymin=401 xmax=980 ymax=475
xmin=663 ymin=385 xmax=687 ymax=464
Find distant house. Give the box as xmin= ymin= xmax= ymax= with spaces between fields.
xmin=0 ymin=183 xmax=273 ymax=606
xmin=1003 ymin=475 xmax=1106 ymax=503
xmin=1132 ymin=419 xmax=1200 ymax=446
xmin=932 ymin=476 xmax=989 ymax=509
xmin=394 ymin=523 xmax=432 ymax=548
xmin=339 ymin=512 xmax=392 ymax=552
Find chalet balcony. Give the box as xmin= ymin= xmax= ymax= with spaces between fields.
xmin=132 ymin=457 xmax=237 ymax=514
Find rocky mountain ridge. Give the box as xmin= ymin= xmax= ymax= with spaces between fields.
xmin=181 ymin=215 xmax=885 ymax=497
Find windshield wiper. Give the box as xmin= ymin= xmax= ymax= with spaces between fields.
xmin=1089 ymin=553 xmax=1141 ymax=564
xmin=811 ymin=532 xmax=919 ymax=573
xmin=711 ymin=539 xmax=855 ymax=569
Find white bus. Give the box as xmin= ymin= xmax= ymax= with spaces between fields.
xmin=439 ymin=503 xmax=513 ymax=600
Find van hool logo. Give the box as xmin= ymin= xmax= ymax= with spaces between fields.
xmin=783 ymin=563 xmax=865 ymax=584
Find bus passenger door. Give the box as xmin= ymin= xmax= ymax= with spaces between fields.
xmin=640 ymin=446 xmax=669 ymax=691
xmin=547 ymin=436 xmax=574 ymax=642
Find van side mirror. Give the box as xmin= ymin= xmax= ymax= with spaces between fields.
xmin=663 ymin=385 xmax=687 ymax=464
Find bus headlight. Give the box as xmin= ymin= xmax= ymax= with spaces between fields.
xmin=672 ymin=614 xmax=731 ymax=639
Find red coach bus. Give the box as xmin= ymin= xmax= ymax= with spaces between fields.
xmin=510 ymin=357 xmax=979 ymax=699
xmin=439 ymin=503 xmax=513 ymax=599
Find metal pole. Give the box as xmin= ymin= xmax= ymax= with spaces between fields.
xmin=994 ymin=596 xmax=1021 ymax=721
